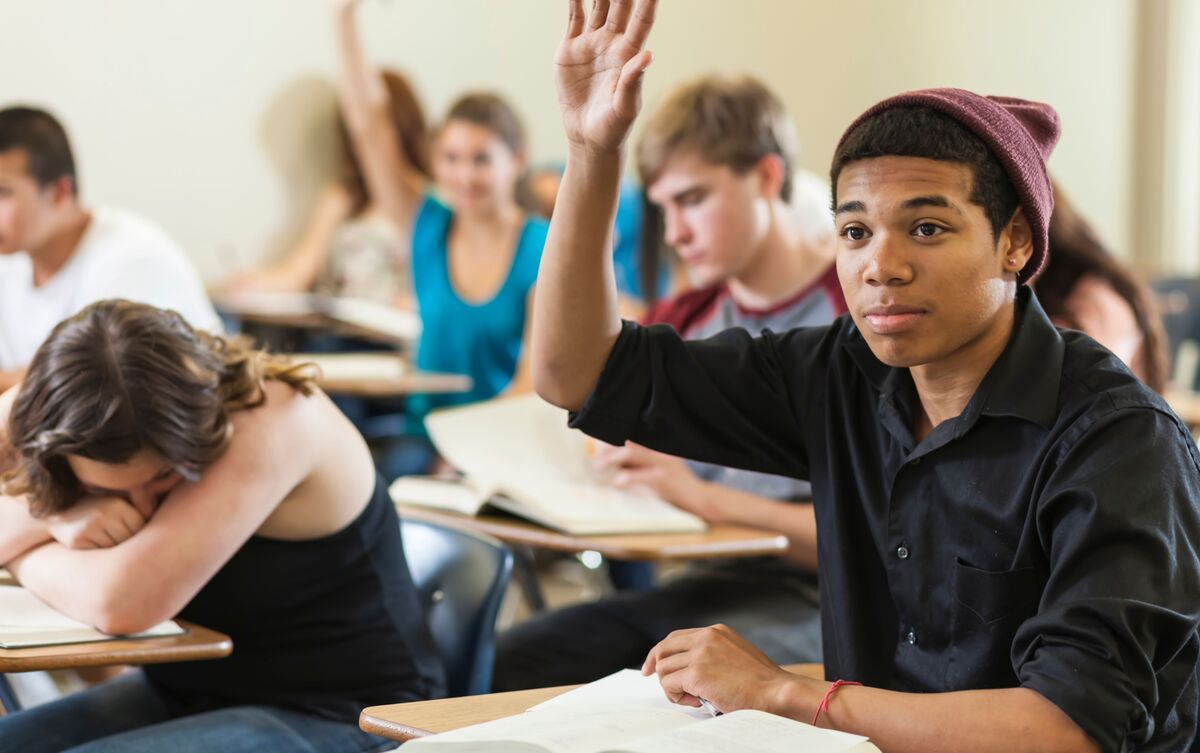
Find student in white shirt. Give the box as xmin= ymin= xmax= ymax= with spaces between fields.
xmin=0 ymin=106 xmax=219 ymax=390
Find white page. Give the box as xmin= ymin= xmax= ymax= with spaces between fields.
xmin=294 ymin=352 xmax=407 ymax=382
xmin=403 ymin=707 xmax=696 ymax=753
xmin=389 ymin=476 xmax=491 ymax=516
xmin=424 ymin=396 xmax=706 ymax=533
xmin=326 ymin=296 xmax=422 ymax=341
xmin=0 ymin=585 xmax=91 ymax=628
xmin=614 ymin=709 xmax=878 ymax=753
xmin=530 ymin=669 xmax=711 ymax=721
xmin=0 ymin=586 xmax=183 ymax=647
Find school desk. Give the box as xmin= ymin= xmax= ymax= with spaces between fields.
xmin=0 ymin=620 xmax=232 ymax=714
xmin=359 ymin=663 xmax=825 ymax=741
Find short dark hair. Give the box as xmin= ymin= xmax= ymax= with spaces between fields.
xmin=0 ymin=106 xmax=78 ymax=195
xmin=830 ymin=105 xmax=1018 ymax=242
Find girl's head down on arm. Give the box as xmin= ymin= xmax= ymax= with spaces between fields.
xmin=3 ymin=299 xmax=316 ymax=517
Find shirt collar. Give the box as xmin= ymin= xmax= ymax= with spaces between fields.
xmin=844 ymin=286 xmax=1064 ymax=430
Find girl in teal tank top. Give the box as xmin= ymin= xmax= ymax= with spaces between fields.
xmin=408 ymin=195 xmax=547 ymax=432
xmin=334 ymin=5 xmax=547 ymax=462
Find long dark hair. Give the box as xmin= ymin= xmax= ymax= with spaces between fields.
xmin=1036 ymin=182 xmax=1168 ymax=393
xmin=3 ymin=300 xmax=317 ymax=516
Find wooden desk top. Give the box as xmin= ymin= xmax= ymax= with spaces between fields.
xmin=396 ymin=505 xmax=789 ymax=561
xmin=318 ymin=371 xmax=473 ymax=397
xmin=0 ymin=621 xmax=232 ymax=673
xmin=360 ymin=663 xmax=824 ymax=741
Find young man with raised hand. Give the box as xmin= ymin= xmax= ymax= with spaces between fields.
xmin=532 ymin=1 xmax=1200 ymax=751
xmin=493 ymin=75 xmax=839 ymax=691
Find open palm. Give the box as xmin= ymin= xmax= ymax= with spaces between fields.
xmin=555 ymin=0 xmax=658 ymax=153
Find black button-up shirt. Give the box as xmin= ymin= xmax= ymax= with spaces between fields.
xmin=570 ymin=288 xmax=1200 ymax=752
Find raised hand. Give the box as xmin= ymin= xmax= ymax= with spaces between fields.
xmin=555 ymin=0 xmax=658 ymax=154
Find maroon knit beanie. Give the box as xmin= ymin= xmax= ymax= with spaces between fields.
xmin=838 ymin=88 xmax=1060 ymax=284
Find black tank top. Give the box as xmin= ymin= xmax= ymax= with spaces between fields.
xmin=144 ymin=475 xmax=446 ymax=722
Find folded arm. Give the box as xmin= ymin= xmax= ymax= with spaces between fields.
xmin=6 ymin=387 xmax=319 ymax=635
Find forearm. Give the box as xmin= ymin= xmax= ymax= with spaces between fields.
xmin=700 ymin=486 xmax=817 ymax=570
xmin=332 ymin=2 xmax=389 ymax=134
xmin=782 ymin=679 xmax=1098 ymax=753
xmin=531 ymin=148 xmax=625 ymax=410
xmin=0 ymin=496 xmax=51 ymax=565
xmin=331 ymin=2 xmax=422 ymax=223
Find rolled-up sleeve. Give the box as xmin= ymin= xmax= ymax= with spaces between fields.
xmin=569 ymin=319 xmax=834 ymax=480
xmin=1012 ymin=407 xmax=1200 ymax=752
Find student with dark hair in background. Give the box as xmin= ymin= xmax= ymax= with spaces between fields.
xmin=530 ymin=2 xmax=1200 ymax=750
xmin=0 ymin=300 xmax=443 ymax=753
xmin=0 ymin=107 xmax=219 ymax=391
xmin=1035 ymin=181 xmax=1169 ymax=393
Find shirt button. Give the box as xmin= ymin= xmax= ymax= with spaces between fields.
xmin=896 ymin=545 xmax=910 ymax=560
xmin=906 ymin=630 xmax=917 ymax=645
xmin=911 ymin=457 xmax=922 ymax=466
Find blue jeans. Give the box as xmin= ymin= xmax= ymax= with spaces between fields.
xmin=0 ymin=672 xmax=395 ymax=753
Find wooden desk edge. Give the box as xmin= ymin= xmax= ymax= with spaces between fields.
xmin=360 ymin=664 xmax=824 ymax=741
xmin=0 ymin=622 xmax=232 ymax=672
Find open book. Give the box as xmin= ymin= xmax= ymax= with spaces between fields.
xmin=404 ymin=670 xmax=879 ymax=753
xmin=389 ymin=395 xmax=707 ymax=536
xmin=0 ymin=586 xmax=184 ymax=649
xmin=217 ymin=291 xmax=421 ymax=343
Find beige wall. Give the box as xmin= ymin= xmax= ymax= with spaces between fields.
xmin=0 ymin=1 xmax=1149 ymax=280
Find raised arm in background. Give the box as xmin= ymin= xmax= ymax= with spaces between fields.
xmin=331 ymin=0 xmax=426 ymax=232
xmin=532 ymin=0 xmax=657 ymax=410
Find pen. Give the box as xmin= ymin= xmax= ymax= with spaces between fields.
xmin=697 ymin=697 xmax=722 ymax=717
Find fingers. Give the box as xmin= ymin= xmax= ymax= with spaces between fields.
xmin=611 ymin=466 xmax=660 ymax=489
xmin=606 ymin=0 xmax=632 ymax=32
xmin=614 ymin=49 xmax=653 ymax=118
xmin=587 ymin=0 xmax=611 ymax=30
xmin=623 ymin=0 xmax=659 ymax=49
xmin=643 ymin=626 xmax=704 ymax=674
xmin=565 ymin=0 xmax=585 ymax=38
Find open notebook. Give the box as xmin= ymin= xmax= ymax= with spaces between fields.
xmin=0 ymin=586 xmax=184 ymax=649
xmin=389 ymin=395 xmax=707 ymax=536
xmin=403 ymin=669 xmax=880 ymax=753
xmin=218 ymin=291 xmax=421 ymax=343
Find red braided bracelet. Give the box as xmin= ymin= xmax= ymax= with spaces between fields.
xmin=811 ymin=679 xmax=862 ymax=727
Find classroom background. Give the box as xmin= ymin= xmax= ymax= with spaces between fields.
xmin=2 ymin=0 xmax=1197 ymax=283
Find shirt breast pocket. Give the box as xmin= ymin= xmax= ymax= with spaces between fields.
xmin=953 ymin=557 xmax=1041 ymax=625
xmin=948 ymin=557 xmax=1043 ymax=689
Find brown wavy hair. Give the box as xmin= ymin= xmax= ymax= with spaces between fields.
xmin=3 ymin=300 xmax=317 ymax=517
xmin=337 ymin=69 xmax=431 ymax=216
